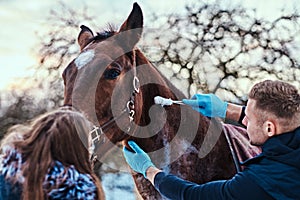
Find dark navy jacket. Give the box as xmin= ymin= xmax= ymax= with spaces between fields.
xmin=154 ymin=127 xmax=300 ymax=200
xmin=0 ymin=175 xmax=21 ymax=200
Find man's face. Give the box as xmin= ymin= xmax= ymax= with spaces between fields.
xmin=242 ymin=99 xmax=269 ymax=146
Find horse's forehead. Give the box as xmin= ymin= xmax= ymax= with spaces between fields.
xmin=74 ymin=41 xmax=125 ymax=70
xmin=74 ymin=49 xmax=95 ymax=70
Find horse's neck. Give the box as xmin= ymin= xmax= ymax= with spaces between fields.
xmin=137 ymin=82 xmax=211 ymax=169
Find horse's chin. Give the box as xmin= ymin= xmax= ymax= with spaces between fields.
xmin=107 ymin=132 xmax=130 ymax=145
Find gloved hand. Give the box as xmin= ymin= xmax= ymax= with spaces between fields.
xmin=123 ymin=141 xmax=155 ymax=178
xmin=182 ymin=93 xmax=228 ymax=118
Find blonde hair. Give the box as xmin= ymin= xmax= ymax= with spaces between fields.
xmin=1 ymin=124 xmax=29 ymax=153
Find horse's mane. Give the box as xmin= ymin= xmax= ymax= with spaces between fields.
xmin=94 ymin=25 xmax=116 ymax=40
xmin=80 ymin=24 xmax=117 ymax=45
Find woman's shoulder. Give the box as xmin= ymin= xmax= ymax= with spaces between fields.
xmin=44 ymin=161 xmax=98 ymax=199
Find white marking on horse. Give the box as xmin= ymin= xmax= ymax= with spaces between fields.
xmin=162 ymin=137 xmax=171 ymax=174
xmin=75 ymin=49 xmax=95 ymax=69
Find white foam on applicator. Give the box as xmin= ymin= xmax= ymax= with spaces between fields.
xmin=154 ymin=96 xmax=173 ymax=106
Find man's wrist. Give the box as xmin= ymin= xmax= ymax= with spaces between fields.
xmin=146 ymin=166 xmax=162 ymax=185
xmin=225 ymin=103 xmax=244 ymax=122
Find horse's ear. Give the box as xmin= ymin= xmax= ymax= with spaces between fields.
xmin=78 ymin=25 xmax=94 ymax=50
xmin=118 ymin=3 xmax=143 ymax=48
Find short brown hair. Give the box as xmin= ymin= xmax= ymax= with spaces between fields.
xmin=249 ymin=80 xmax=300 ymax=119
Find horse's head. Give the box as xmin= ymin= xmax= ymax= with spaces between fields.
xmin=63 ymin=2 xmax=193 ymax=169
xmin=63 ymin=3 xmax=146 ymax=151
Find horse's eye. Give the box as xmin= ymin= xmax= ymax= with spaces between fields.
xmin=104 ymin=68 xmax=121 ymax=79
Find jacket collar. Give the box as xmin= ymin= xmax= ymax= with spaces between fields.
xmin=242 ymin=126 xmax=300 ymax=168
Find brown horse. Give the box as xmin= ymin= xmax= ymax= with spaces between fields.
xmin=62 ymin=3 xmax=260 ymax=199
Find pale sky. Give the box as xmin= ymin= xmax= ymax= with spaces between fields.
xmin=0 ymin=0 xmax=299 ymax=91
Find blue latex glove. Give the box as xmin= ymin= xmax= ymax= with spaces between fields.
xmin=123 ymin=141 xmax=155 ymax=178
xmin=182 ymin=94 xmax=228 ymax=118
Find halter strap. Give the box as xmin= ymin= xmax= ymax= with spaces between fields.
xmin=132 ymin=50 xmax=140 ymax=94
xmin=89 ymin=108 xmax=128 ymax=143
xmin=89 ymin=50 xmax=140 ymax=163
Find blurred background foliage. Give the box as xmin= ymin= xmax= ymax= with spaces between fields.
xmin=1 ymin=0 xmax=300 ymax=141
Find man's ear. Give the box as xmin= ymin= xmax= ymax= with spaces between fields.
xmin=263 ymin=120 xmax=276 ymax=137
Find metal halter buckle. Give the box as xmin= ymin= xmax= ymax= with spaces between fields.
xmin=90 ymin=125 xmax=103 ymax=143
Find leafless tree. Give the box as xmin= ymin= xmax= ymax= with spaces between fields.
xmin=1 ymin=1 xmax=300 ymax=137
xmin=0 ymin=2 xmax=95 ymax=139
xmin=142 ymin=1 xmax=300 ymax=104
